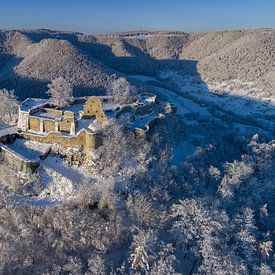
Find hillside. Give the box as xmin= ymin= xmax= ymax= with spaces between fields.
xmin=0 ymin=28 xmax=275 ymax=99
xmin=188 ymin=29 xmax=275 ymax=91
xmin=0 ymin=30 xmax=116 ymax=99
xmin=0 ymin=28 xmax=274 ymax=274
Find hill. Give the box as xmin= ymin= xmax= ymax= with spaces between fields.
xmin=0 ymin=30 xmax=116 ymax=99
xmin=0 ymin=28 xmax=275 ymax=99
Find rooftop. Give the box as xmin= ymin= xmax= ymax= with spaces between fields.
xmin=20 ymin=98 xmax=49 ymax=112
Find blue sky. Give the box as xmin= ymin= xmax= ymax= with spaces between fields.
xmin=0 ymin=0 xmax=275 ymax=34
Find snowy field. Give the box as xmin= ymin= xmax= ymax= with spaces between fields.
xmin=131 ymin=72 xmax=275 ymax=132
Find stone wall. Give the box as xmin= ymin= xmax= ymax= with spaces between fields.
xmin=28 ymin=112 xmax=76 ymax=134
xmin=83 ymin=96 xmax=106 ymax=121
xmin=18 ymin=111 xmax=29 ymax=131
xmin=0 ymin=145 xmax=39 ymax=173
xmin=44 ymin=119 xmax=56 ymax=132
xmin=29 ymin=116 xmax=41 ymax=132
xmin=134 ymin=114 xmax=165 ymax=139
xmin=59 ymin=117 xmax=75 ymax=132
xmin=20 ymin=129 xmax=102 ymax=160
xmin=43 ymin=108 xmax=63 ymax=116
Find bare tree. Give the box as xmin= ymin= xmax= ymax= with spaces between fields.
xmin=47 ymin=77 xmax=74 ymax=107
xmin=0 ymin=89 xmax=19 ymax=124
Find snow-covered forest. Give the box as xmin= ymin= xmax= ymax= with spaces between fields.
xmin=0 ymin=28 xmax=274 ymax=274
xmin=0 ymin=72 xmax=274 ymax=274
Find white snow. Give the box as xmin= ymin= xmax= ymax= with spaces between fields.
xmin=159 ymin=71 xmax=275 ymax=120
xmin=130 ymin=75 xmax=158 ymax=82
xmin=65 ymin=103 xmax=84 ymax=117
xmin=20 ymin=98 xmax=49 ymax=112
xmin=4 ymin=139 xmax=51 ymax=161
xmin=38 ymin=155 xmax=89 ymax=201
xmin=0 ymin=125 xmax=17 ymax=138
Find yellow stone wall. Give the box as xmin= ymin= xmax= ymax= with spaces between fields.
xmin=64 ymin=111 xmax=74 ymax=118
xmin=59 ymin=117 xmax=75 ymax=132
xmin=44 ymin=119 xmax=56 ymax=132
xmin=134 ymin=128 xmax=148 ymax=139
xmin=29 ymin=116 xmax=41 ymax=132
xmin=0 ymin=145 xmax=39 ymax=173
xmin=20 ymin=130 xmax=102 ymax=160
xmin=44 ymin=108 xmax=63 ymax=116
xmin=28 ymin=111 xmax=76 ymax=133
xmin=83 ymin=96 xmax=106 ymax=121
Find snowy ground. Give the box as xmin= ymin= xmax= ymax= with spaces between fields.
xmin=131 ymin=72 xmax=274 ymax=131
xmin=157 ymin=71 xmax=275 ymax=131
xmin=2 ymin=72 xmax=274 ymax=207
xmin=2 ymin=153 xmax=92 ymax=206
xmin=130 ymin=72 xmax=274 ymax=165
xmin=4 ymin=139 xmax=51 ymax=161
xmin=38 ymin=155 xmax=89 ymax=201
xmin=0 ymin=125 xmax=17 ymax=138
xmin=0 ymin=121 xmax=7 ymax=128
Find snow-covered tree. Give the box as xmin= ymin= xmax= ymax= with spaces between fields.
xmin=218 ymin=159 xmax=253 ymax=199
xmin=126 ymin=193 xmax=157 ymax=227
xmin=91 ymin=118 xmax=150 ymax=179
xmin=107 ymin=77 xmax=138 ymax=104
xmin=0 ymin=89 xmax=19 ymax=124
xmin=86 ymin=253 xmax=107 ymax=274
xmin=170 ymin=199 xmax=257 ymax=274
xmin=150 ymin=243 xmax=179 ymax=274
xmin=47 ymin=77 xmax=74 ymax=107
xmin=129 ymin=227 xmax=156 ymax=273
xmin=259 ymin=263 xmax=274 ymax=275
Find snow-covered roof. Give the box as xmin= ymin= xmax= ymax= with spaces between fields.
xmin=0 ymin=126 xmax=17 ymax=138
xmin=20 ymin=98 xmax=49 ymax=112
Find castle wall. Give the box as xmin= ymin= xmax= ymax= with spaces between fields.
xmin=43 ymin=108 xmax=63 ymax=116
xmin=18 ymin=111 xmax=29 ymax=131
xmin=64 ymin=111 xmax=74 ymax=118
xmin=59 ymin=117 xmax=75 ymax=132
xmin=20 ymin=130 xmax=102 ymax=160
xmin=28 ymin=112 xmax=76 ymax=134
xmin=44 ymin=119 xmax=56 ymax=132
xmin=83 ymin=96 xmax=106 ymax=121
xmin=0 ymin=145 xmax=39 ymax=173
xmin=116 ymin=105 xmax=133 ymax=118
xmin=134 ymin=115 xmax=165 ymax=139
xmin=29 ymin=116 xmax=41 ymax=132
xmin=135 ymin=105 xmax=153 ymax=115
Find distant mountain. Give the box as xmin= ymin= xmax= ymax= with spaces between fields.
xmin=0 ymin=28 xmax=274 ymax=99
